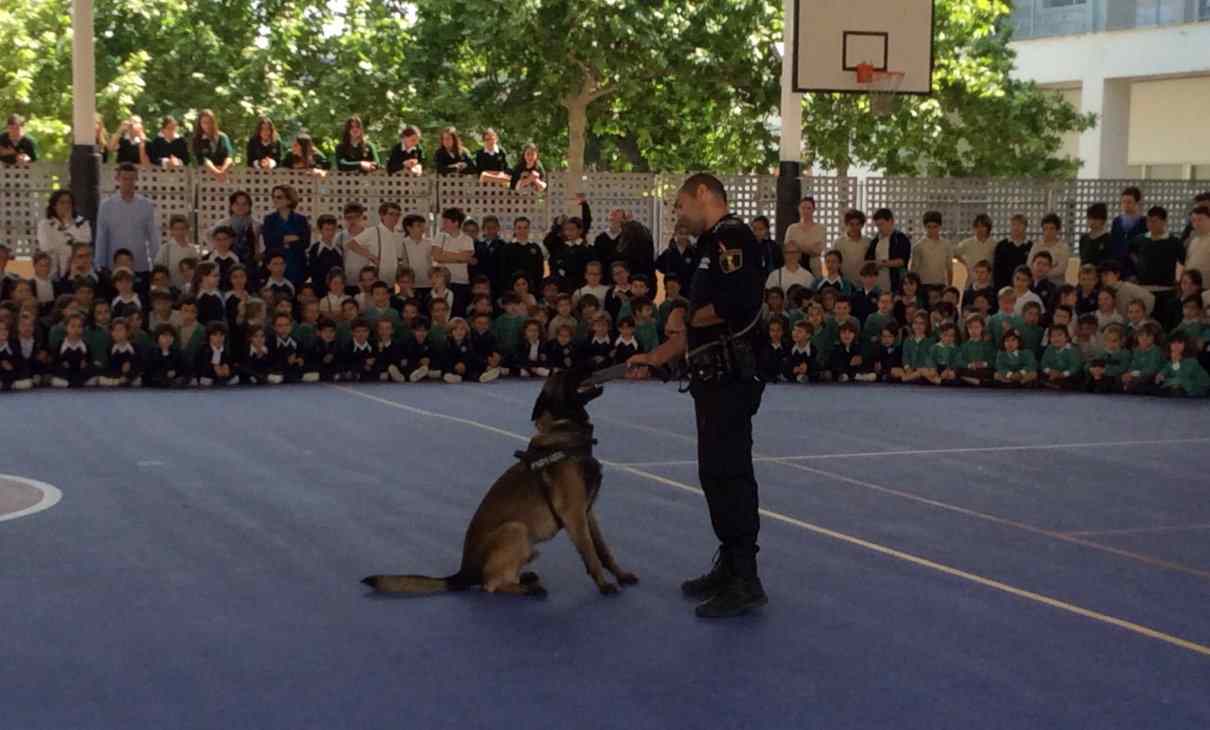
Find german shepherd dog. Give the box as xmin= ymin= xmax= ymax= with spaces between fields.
xmin=362 ymin=368 xmax=637 ymax=597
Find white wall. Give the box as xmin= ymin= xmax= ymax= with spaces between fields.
xmin=1128 ymin=77 xmax=1210 ymax=166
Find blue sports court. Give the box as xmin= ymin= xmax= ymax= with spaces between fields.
xmin=3 ymin=381 xmax=1208 ymax=729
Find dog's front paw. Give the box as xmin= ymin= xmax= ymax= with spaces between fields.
xmin=598 ymin=582 xmax=620 ymax=595
xmin=615 ymin=571 xmax=639 ymax=586
xmin=526 ymin=584 xmax=548 ymax=600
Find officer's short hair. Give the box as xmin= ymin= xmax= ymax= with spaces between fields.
xmin=679 ymin=173 xmax=727 ymax=205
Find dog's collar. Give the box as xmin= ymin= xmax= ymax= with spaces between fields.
xmin=515 ymin=424 xmax=596 ymax=472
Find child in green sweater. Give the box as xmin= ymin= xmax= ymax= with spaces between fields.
xmin=901 ymin=312 xmax=937 ymax=384
xmin=1085 ymin=323 xmax=1131 ymax=394
xmin=1018 ymin=302 xmax=1046 ymax=359
xmin=929 ymin=322 xmax=962 ymax=386
xmin=1121 ymin=322 xmax=1165 ymax=395
xmin=1169 ymin=296 xmax=1207 ymax=349
xmin=989 ymin=287 xmax=1023 ymax=348
xmin=1156 ymin=334 xmax=1210 ymax=398
xmin=861 ymin=291 xmax=897 ymax=361
xmin=1040 ymin=325 xmax=1084 ymax=390
xmin=994 ymin=329 xmax=1037 ymax=387
xmin=959 ymin=314 xmax=996 ymax=387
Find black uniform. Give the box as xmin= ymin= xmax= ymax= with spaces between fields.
xmin=686 ymin=213 xmax=766 ymax=580
xmin=144 ymin=345 xmax=185 ymax=387
xmin=386 ymin=143 xmax=424 ymax=176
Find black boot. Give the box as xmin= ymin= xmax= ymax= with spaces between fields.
xmin=681 ymin=549 xmax=731 ymax=600
xmin=694 ymin=550 xmax=767 ymax=619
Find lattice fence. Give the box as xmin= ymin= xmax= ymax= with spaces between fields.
xmin=547 ymin=172 xmax=660 ymax=244
xmin=657 ymin=174 xmax=781 ymax=250
xmin=436 ymin=175 xmax=551 ymax=237
xmin=0 ymin=163 xmax=69 ymax=256
xmin=1054 ymin=179 xmax=1207 ymax=241
xmin=99 ymin=164 xmax=194 ymax=242
xmin=802 ymin=176 xmax=860 ymax=244
xmin=862 ymin=177 xmax=1065 ymax=242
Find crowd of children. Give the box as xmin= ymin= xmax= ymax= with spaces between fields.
xmin=2 ymin=193 xmax=1209 ymax=399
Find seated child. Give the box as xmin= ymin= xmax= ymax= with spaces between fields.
xmin=143 ymin=324 xmax=186 ymax=388
xmin=469 ymin=312 xmax=503 ymax=382
xmin=958 ymin=315 xmax=996 ymax=387
xmin=1155 ymin=334 xmax=1210 ymax=398
xmin=828 ymin=322 xmax=873 ymax=383
xmin=0 ymin=319 xmax=33 ymax=391
xmin=1039 ymin=324 xmax=1083 ymax=391
xmin=1084 ymin=323 xmax=1130 ymax=395
xmin=443 ymin=317 xmax=476 ymax=384
xmin=194 ymin=322 xmax=239 ymax=386
xmin=369 ymin=317 xmax=406 ymax=383
xmin=403 ymin=316 xmax=438 ymax=382
xmin=308 ymin=318 xmax=346 ymax=382
xmin=900 ymin=313 xmax=937 ymax=384
xmin=241 ymin=326 xmax=273 ymax=385
xmin=346 ymin=319 xmax=377 ymax=383
xmin=516 ymin=319 xmax=550 ymax=378
xmin=785 ymin=320 xmax=815 ymax=384
xmin=268 ymin=313 xmax=316 ymax=384
xmin=632 ymin=298 xmax=659 ymax=354
xmin=1120 ymin=322 xmax=1164 ymax=395
xmin=542 ymin=324 xmax=577 ymax=372
xmin=758 ymin=318 xmax=789 ymax=383
xmin=581 ymin=313 xmax=614 ymax=369
xmin=101 ymin=317 xmax=142 ymax=387
xmin=613 ymin=316 xmax=642 ymax=366
xmin=929 ymin=322 xmax=962 ymax=386
xmin=993 ymin=329 xmax=1037 ymax=388
xmin=52 ymin=313 xmax=94 ymax=388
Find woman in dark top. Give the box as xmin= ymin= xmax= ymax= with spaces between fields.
xmin=192 ymin=109 xmax=234 ymax=178
xmin=260 ymin=185 xmax=310 ymax=288
xmin=246 ymin=116 xmax=284 ymax=170
xmin=335 ymin=116 xmax=380 ymax=173
xmin=386 ymin=125 xmax=424 ymax=176
xmin=434 ymin=127 xmax=473 ymax=175
xmin=282 ymin=133 xmax=328 ymax=174
xmin=146 ymin=115 xmax=190 ymax=168
xmin=109 ymin=115 xmax=150 ymax=165
xmin=225 ymin=190 xmax=261 ymax=271
xmin=510 ymin=143 xmax=547 ymax=191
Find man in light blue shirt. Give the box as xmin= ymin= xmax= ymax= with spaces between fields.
xmin=94 ymin=162 xmax=160 ymax=272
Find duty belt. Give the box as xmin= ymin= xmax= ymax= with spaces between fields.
xmin=684 ymin=310 xmax=762 ymax=388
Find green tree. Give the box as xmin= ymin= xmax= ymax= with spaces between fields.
xmin=803 ymin=0 xmax=1095 ymax=177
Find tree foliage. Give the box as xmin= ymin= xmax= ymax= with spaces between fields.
xmin=0 ymin=0 xmax=1092 ymax=177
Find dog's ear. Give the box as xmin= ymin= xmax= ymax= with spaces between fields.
xmin=532 ymin=370 xmax=569 ymax=422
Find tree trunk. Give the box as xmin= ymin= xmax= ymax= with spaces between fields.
xmin=564 ymin=93 xmax=589 ymax=215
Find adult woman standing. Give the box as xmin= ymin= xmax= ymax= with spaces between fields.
xmin=261 ymin=185 xmax=310 ymax=288
xmin=146 ymin=115 xmax=190 ymax=168
xmin=510 ymin=143 xmax=547 ymax=191
xmin=109 ymin=115 xmax=150 ymax=166
xmin=224 ymin=190 xmax=261 ymax=271
xmin=434 ymin=127 xmax=473 ymax=175
xmin=246 ymin=116 xmax=283 ymax=170
xmin=282 ymin=133 xmax=329 ymax=175
xmin=335 ymin=116 xmax=380 ymax=173
xmin=192 ymin=109 xmax=234 ymax=180
xmin=37 ymin=190 xmax=92 ymax=278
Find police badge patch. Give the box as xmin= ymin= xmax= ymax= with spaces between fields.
xmin=720 ymin=249 xmax=743 ymax=274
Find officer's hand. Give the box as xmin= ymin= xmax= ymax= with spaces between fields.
xmin=627 ymin=353 xmax=654 ymax=368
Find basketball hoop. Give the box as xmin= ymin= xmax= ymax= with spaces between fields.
xmin=855 ymin=63 xmax=905 ymax=116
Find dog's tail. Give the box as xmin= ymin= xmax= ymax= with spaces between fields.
xmin=361 ymin=571 xmax=472 ymax=595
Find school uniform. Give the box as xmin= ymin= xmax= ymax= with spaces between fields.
xmin=1109 ymin=215 xmax=1147 ymax=279
xmin=542 ymin=340 xmax=577 ymax=372
xmin=282 ymin=150 xmax=329 ymax=171
xmin=992 ymin=238 xmax=1032 ymax=291
xmin=0 ymin=132 xmax=38 ymax=165
xmin=307 ymin=240 xmax=344 ymax=296
xmin=195 ymin=289 xmax=226 ymax=326
xmin=549 ymin=240 xmax=597 ymax=293
xmin=246 ymin=137 xmax=283 ymax=168
xmin=146 ymin=134 xmax=190 ymax=167
xmin=901 ymin=336 xmax=936 ymax=372
xmin=910 ymin=238 xmax=954 ymax=291
xmin=84 ymin=325 xmax=112 ymax=371
xmin=580 ymin=335 xmax=614 ymax=369
xmin=144 ymin=345 xmax=186 ymax=387
xmin=265 ymin=277 xmax=296 ymax=302
xmin=930 ymin=343 xmax=963 ymax=384
xmin=512 ymin=339 xmax=546 ymax=376
xmin=335 ymin=142 xmax=380 ymax=172
xmin=268 ymin=334 xmax=308 ymax=383
xmin=472 ymin=237 xmax=507 ymax=292
xmin=613 ymin=336 xmax=640 ymax=366
xmin=1158 ymin=358 xmax=1210 ymax=398
xmin=988 ymin=311 xmax=1023 ymax=348
xmin=469 ymin=329 xmax=501 ymax=373
xmin=240 ymin=343 xmax=273 ymax=384
xmin=1039 ymin=343 xmax=1084 ymax=390
xmin=958 ymin=339 xmax=996 ymax=385
xmin=54 ymin=339 xmax=93 ymax=387
xmin=474 ymin=147 xmax=508 ymax=174
xmin=1017 ymin=323 xmax=1046 ymax=359
xmin=1083 ymin=347 xmax=1130 ymax=393
xmin=1074 ymin=286 xmax=1100 ymax=316
xmin=435 ymin=148 xmax=474 ymax=175
xmin=206 ymin=252 xmax=241 ymax=292
xmin=510 ymin=161 xmax=545 ymax=190
xmin=784 ymin=344 xmax=815 ymax=384
xmin=446 ymin=336 xmax=480 ymax=380
xmin=850 ymin=287 xmax=881 ymax=325
xmin=828 ymin=342 xmax=866 ymax=382
xmin=866 ymin=231 xmax=913 ymax=293
xmin=496 ymin=240 xmax=544 ymax=295
xmin=1122 ymin=346 xmax=1165 ymax=394
xmin=401 ymin=336 xmax=436 ymax=381
xmin=17 ymin=334 xmax=49 ymax=382
xmin=0 ymin=341 xmax=32 ymax=390
xmin=195 ymin=344 xmax=238 ymax=386
xmin=1078 ymin=231 xmax=1112 ymax=268
xmin=261 ymin=211 xmax=311 ymax=288
xmin=655 ymin=243 xmax=701 ymax=290
xmin=871 ymin=342 xmax=902 ymax=383
xmin=103 ymin=342 xmax=142 ymax=385
xmin=757 ymin=340 xmax=788 ymax=383
xmin=635 ymin=320 xmax=659 ymax=353
xmin=813 ymin=276 xmax=853 ymax=297
xmin=319 ymin=292 xmax=350 ymax=320
xmin=193 ymin=133 xmax=233 ymax=169
xmin=994 ymin=349 xmax=1037 ymax=386
xmin=386 ymin=143 xmax=425 ymax=175
xmin=307 ymin=338 xmax=346 ymax=382
xmin=1029 ymin=278 xmax=1059 ymax=316
xmin=347 ymin=340 xmax=377 ymax=382
xmin=57 ymin=268 xmax=115 ymax=302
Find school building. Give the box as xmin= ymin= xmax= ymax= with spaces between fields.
xmin=1009 ymin=0 xmax=1210 ymax=180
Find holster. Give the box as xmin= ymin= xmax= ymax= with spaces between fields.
xmin=686 ymin=331 xmax=759 ymax=385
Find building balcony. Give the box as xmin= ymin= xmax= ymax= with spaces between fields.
xmin=1011 ymin=0 xmax=1210 ymax=41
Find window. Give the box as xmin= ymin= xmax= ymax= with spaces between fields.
xmin=1043 ymin=0 xmax=1085 ymax=6
xmin=1201 ymin=0 xmax=1210 ymax=20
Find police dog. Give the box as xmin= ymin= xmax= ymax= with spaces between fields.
xmin=362 ymin=368 xmax=637 ymax=598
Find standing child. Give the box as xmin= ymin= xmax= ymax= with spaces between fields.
xmin=193 ymin=262 xmax=226 ymax=325
xmin=547 ymin=294 xmax=578 ymax=342
xmin=860 ymin=291 xmax=896 ymax=361
xmin=320 ymin=270 xmax=350 ymax=319
xmin=194 ymin=322 xmax=238 ymax=386
xmin=910 ymin=211 xmax=954 ymax=298
xmin=900 ymin=313 xmax=937 ymax=384
xmin=1075 ymin=264 xmax=1101 ymax=315
xmin=1011 ymin=266 xmax=1045 ymax=318
xmin=930 ymin=322 xmax=962 ymax=386
xmin=1155 ymin=334 xmax=1210 ymax=397
xmin=308 ymin=215 xmax=344 ymax=296
xmin=815 ymin=251 xmax=853 ymax=296
xmin=1039 ymin=325 xmax=1083 ymax=390
xmin=155 ymin=215 xmax=201 ymax=289
xmin=994 ymin=329 xmax=1037 ymax=388
xmin=574 ymin=260 xmax=610 ymax=307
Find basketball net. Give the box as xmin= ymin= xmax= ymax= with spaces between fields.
xmin=855 ymin=62 xmax=905 ymax=116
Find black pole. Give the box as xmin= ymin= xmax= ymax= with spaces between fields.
xmin=775 ymin=160 xmax=802 ymax=244
xmin=69 ymin=144 xmax=101 ymax=236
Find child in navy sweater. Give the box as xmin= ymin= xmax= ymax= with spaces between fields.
xmin=241 ymin=326 xmax=272 ymax=384
xmin=144 ymin=324 xmax=186 ymax=387
xmin=52 ymin=313 xmax=94 ymax=388
xmin=195 ymin=321 xmax=239 ymax=386
xmin=543 ymin=324 xmax=578 ymax=372
xmin=785 ymin=321 xmax=815 ymax=384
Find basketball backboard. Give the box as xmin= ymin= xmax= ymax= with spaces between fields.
xmin=791 ymin=0 xmax=934 ymax=95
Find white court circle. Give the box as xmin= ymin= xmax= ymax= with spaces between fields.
xmin=0 ymin=475 xmax=63 ymax=523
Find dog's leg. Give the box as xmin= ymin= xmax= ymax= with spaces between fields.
xmin=480 ymin=522 xmax=546 ymax=599
xmin=588 ymin=510 xmax=638 ymax=586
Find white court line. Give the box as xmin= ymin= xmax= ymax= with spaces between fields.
xmin=614 ymin=437 xmax=1210 ymax=467
xmin=0 ymin=475 xmax=63 ymax=523
xmin=331 ymin=384 xmax=1210 ymax=658
xmin=1064 ymin=523 xmax=1210 ymax=538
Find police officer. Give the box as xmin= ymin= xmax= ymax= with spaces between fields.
xmin=628 ymin=174 xmax=767 ymax=618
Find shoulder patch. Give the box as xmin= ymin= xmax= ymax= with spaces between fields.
xmin=720 ymin=249 xmax=743 ymax=274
